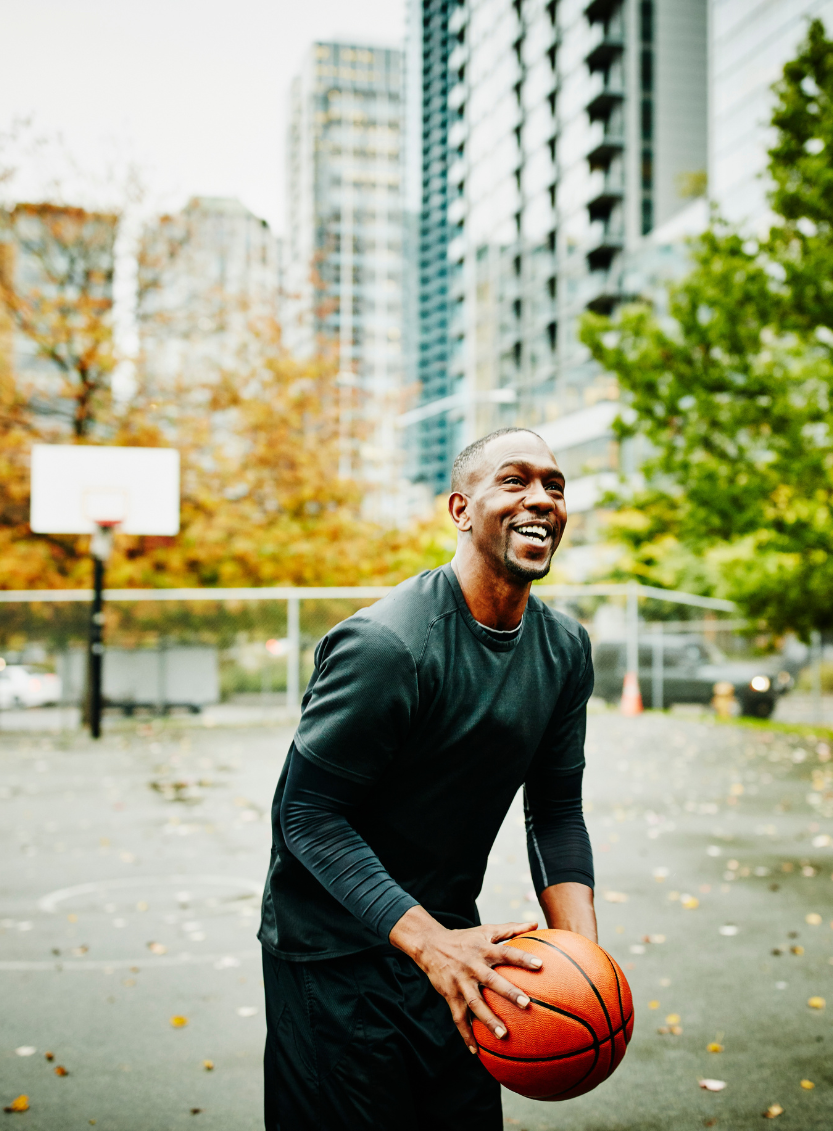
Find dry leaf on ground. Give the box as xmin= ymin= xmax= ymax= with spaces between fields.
xmin=148 ymin=942 xmax=167 ymax=955
xmin=3 ymin=1096 xmax=29 ymax=1113
xmin=763 ymin=1103 xmax=784 ymax=1118
xmin=699 ymin=1079 xmax=726 ymax=1092
xmin=707 ymin=1042 xmax=724 ymax=1053
xmin=170 ymin=1015 xmax=188 ymax=1028
xmin=800 ymin=1079 xmax=815 ymax=1090
xmin=808 ymin=996 xmax=825 ymax=1009
xmin=54 ymin=1066 xmax=68 ymax=1076
xmin=202 ymin=1061 xmax=214 ymax=1071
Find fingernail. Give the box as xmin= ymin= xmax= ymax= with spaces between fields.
xmin=530 ymin=958 xmax=542 ymax=968
xmin=495 ymin=1026 xmax=506 ymax=1038
xmin=517 ymin=995 xmax=530 ymax=1007
xmin=469 ymin=1045 xmax=478 ymax=1055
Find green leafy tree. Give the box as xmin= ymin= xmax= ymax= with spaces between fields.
xmin=581 ymin=19 xmax=833 ymax=639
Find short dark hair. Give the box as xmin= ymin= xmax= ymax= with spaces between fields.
xmin=450 ymin=427 xmax=544 ymax=492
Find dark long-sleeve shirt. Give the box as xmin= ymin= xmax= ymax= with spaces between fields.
xmin=258 ymin=563 xmax=594 ymax=962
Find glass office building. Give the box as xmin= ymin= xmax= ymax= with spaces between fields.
xmin=283 ymin=42 xmax=406 ymax=512
xmin=406 ymin=0 xmax=707 ymax=518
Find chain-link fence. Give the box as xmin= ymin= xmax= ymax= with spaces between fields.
xmin=0 ymin=582 xmax=820 ymax=727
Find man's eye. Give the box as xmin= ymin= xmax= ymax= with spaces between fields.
xmin=505 ymin=477 xmax=524 ymax=485
xmin=547 ymin=483 xmax=564 ymax=493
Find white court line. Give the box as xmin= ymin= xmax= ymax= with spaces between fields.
xmin=37 ymin=874 xmax=261 ymax=913
xmin=0 ymin=950 xmax=261 ymax=972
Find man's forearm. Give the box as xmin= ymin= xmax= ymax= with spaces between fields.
xmin=539 ymin=881 xmax=597 ymax=942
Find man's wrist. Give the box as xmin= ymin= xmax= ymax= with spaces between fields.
xmin=388 ymin=904 xmax=447 ymax=962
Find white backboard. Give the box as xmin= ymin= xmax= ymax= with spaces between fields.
xmin=30 ymin=445 xmax=180 ymax=535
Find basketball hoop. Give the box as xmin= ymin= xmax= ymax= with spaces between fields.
xmin=90 ymin=519 xmax=121 ymax=562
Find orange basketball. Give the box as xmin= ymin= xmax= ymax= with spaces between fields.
xmin=472 ymin=929 xmax=633 ymax=1101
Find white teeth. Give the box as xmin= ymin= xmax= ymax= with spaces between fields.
xmin=516 ymin=524 xmax=548 ymax=541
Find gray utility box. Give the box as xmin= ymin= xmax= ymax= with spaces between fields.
xmin=58 ymin=647 xmax=219 ymax=714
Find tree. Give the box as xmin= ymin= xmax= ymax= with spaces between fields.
xmin=580 ymin=19 xmax=833 ymax=640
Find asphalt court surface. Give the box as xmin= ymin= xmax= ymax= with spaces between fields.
xmin=1 ymin=710 xmax=832 ymax=1129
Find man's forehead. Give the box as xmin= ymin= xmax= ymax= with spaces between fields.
xmin=483 ymin=433 xmax=559 ymax=474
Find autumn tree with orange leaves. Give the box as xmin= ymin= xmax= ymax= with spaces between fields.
xmin=0 ymin=201 xmax=451 ymax=594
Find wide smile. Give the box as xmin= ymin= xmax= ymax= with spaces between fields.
xmin=511 ymin=522 xmax=552 ymax=547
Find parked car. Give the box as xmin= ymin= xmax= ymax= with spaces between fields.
xmin=592 ymin=636 xmax=793 ymax=718
xmin=0 ymin=663 xmax=62 ymax=709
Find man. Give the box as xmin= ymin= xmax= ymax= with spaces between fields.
xmin=258 ymin=427 xmax=596 ymax=1129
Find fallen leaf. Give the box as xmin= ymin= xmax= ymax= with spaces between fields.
xmin=54 ymin=1066 xmax=68 ymax=1077
xmin=790 ymin=946 xmax=804 ymax=955
xmin=603 ymin=891 xmax=628 ymax=903
xmin=682 ymin=896 xmax=700 ymax=910
xmin=763 ymin=1103 xmax=784 ymax=1118
xmin=70 ymin=946 xmax=88 ymax=957
xmin=236 ymin=1006 xmax=258 ymax=1017
xmin=666 ymin=1013 xmax=681 ymax=1025
xmin=170 ymin=1016 xmax=188 ymax=1028
xmin=806 ymin=913 xmax=822 ymax=926
xmin=808 ymin=996 xmax=825 ymax=1009
xmin=148 ymin=942 xmax=167 ymax=955
xmin=44 ymin=1052 xmax=53 ymax=1061
xmin=190 ymin=1109 xmax=203 ymax=1115
xmin=14 ymin=1047 xmax=35 ymax=1058
xmin=670 ymin=1025 xmax=683 ymax=1035
xmin=202 ymin=1061 xmax=214 ymax=1071
xmin=3 ymin=1096 xmax=29 ymax=1113
xmin=800 ymin=1079 xmax=815 ymax=1090
xmin=699 ymin=1079 xmax=727 ymax=1092
xmin=707 ymin=1042 xmax=724 ymax=1053
xmin=648 ymin=1000 xmax=660 ymax=1010
xmin=719 ymin=925 xmax=739 ymax=936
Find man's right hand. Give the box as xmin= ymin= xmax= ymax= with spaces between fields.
xmin=388 ymin=905 xmax=543 ymax=1055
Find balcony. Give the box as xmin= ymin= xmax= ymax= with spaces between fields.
xmin=586 ymin=81 xmax=624 ymax=122
xmin=587 ymin=120 xmax=625 ymax=167
xmin=586 ymin=219 xmax=624 ymax=271
xmin=585 ymin=27 xmax=624 ymax=72
xmin=584 ymin=0 xmax=622 ymax=24
xmin=577 ymin=268 xmax=629 ymax=315
xmin=587 ymin=168 xmax=625 ymax=219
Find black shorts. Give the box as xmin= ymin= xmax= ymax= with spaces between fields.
xmin=262 ymin=944 xmax=502 ymax=1131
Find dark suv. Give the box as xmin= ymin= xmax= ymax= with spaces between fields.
xmin=592 ymin=635 xmax=793 ymax=718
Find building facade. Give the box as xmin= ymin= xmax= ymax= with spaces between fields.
xmin=711 ymin=0 xmax=833 ymax=227
xmin=283 ymin=42 xmax=407 ymax=507
xmin=405 ymin=0 xmax=707 ymax=519
xmin=138 ymin=196 xmax=281 ymax=394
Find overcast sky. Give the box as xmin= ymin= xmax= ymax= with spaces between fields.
xmin=0 ymin=0 xmax=406 ymax=234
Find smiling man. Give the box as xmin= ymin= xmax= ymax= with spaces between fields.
xmin=258 ymin=427 xmax=597 ymax=1130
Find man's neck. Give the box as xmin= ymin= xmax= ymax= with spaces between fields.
xmin=450 ymin=549 xmax=530 ymax=631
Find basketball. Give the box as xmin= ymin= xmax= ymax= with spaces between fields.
xmin=472 ymin=929 xmax=633 ymax=1101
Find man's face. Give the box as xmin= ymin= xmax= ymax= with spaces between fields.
xmin=453 ymin=433 xmax=567 ymax=582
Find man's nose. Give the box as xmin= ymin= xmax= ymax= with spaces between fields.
xmin=524 ymin=480 xmax=556 ymax=511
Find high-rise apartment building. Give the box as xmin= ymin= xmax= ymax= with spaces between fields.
xmin=406 ymin=0 xmax=707 ymax=518
xmin=138 ymin=196 xmax=281 ymax=393
xmin=283 ymin=42 xmax=406 ymax=508
xmin=711 ymin=0 xmax=833 ymax=226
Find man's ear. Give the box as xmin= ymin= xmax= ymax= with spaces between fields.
xmin=448 ymin=491 xmax=472 ymax=532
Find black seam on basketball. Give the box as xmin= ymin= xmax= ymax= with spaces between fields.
xmin=476 ymin=1018 xmax=630 ymax=1064
xmin=601 ymin=948 xmax=629 ymax=1048
xmin=524 ymin=937 xmax=617 ymax=1077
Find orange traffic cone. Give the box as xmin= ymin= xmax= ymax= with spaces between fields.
xmin=620 ymin=671 xmax=643 ymax=716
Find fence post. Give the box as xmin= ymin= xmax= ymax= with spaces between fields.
xmin=621 ymin=583 xmax=643 ymax=715
xmin=287 ymin=596 xmax=300 ymax=711
xmin=811 ymin=629 xmax=822 ymax=725
xmin=651 ymin=622 xmax=664 ymax=710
